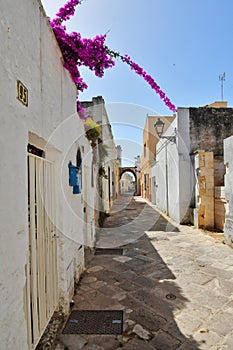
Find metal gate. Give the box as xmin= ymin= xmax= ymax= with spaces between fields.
xmin=25 ymin=154 xmax=58 ymax=349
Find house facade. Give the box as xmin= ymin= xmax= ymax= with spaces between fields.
xmin=0 ymin=1 xmax=97 ymax=348
xmin=120 ymin=172 xmax=135 ymax=193
xmin=81 ymin=97 xmax=119 ymax=217
xmin=152 ymin=102 xmax=233 ymax=229
xmin=140 ymin=115 xmax=175 ymax=202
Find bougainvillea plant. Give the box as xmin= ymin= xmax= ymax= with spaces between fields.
xmin=49 ymin=0 xmax=177 ymax=119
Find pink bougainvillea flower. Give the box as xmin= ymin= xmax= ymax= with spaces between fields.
xmin=50 ymin=0 xmax=177 ymax=116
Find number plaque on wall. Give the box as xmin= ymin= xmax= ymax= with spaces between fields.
xmin=17 ymin=80 xmax=28 ymax=107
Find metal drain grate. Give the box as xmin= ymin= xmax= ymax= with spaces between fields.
xmin=95 ymin=248 xmax=123 ymax=255
xmin=62 ymin=310 xmax=123 ymax=334
xmin=166 ymin=293 xmax=176 ymax=300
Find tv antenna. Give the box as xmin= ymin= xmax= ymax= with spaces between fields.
xmin=219 ymin=72 xmax=226 ymax=101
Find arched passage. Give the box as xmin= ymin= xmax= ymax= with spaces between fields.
xmin=119 ymin=167 xmax=140 ymax=195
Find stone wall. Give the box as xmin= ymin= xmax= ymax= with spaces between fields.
xmin=193 ymin=151 xmax=215 ymax=229
xmin=214 ymin=186 xmax=226 ymax=231
xmin=189 ymin=107 xmax=233 ymax=156
xmin=189 ymin=107 xmax=233 ymax=230
xmin=214 ymin=156 xmax=225 ymax=186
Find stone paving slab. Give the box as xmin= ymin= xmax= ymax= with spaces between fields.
xmin=54 ymin=195 xmax=233 ymax=350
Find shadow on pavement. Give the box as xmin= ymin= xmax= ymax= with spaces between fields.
xmin=56 ymin=196 xmax=202 ymax=349
xmin=120 ymin=234 xmax=201 ymax=349
xmin=147 ymin=214 xmax=180 ymax=233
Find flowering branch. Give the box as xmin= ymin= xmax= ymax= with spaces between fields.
xmin=51 ymin=0 xmax=83 ymax=24
xmin=105 ymin=48 xmax=176 ymax=113
xmin=50 ymin=0 xmax=177 ymax=118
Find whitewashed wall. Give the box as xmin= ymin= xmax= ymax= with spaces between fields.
xmin=177 ymin=108 xmax=195 ymax=223
xmin=224 ymin=136 xmax=233 ymax=246
xmin=152 ymin=118 xmax=180 ymax=220
xmin=152 ymin=108 xmax=194 ymax=223
xmin=82 ymin=97 xmax=117 ymax=214
xmin=0 ymin=0 xmax=94 ymax=348
xmin=101 ymin=110 xmax=117 ymax=213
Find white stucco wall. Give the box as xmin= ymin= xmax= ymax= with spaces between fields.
xmin=152 ymin=118 xmax=180 ymax=221
xmin=224 ymin=136 xmax=233 ymax=246
xmin=152 ymin=108 xmax=194 ymax=224
xmin=151 ymin=153 xmax=166 ymax=212
xmin=0 ymin=0 xmax=94 ymax=348
xmin=101 ymin=111 xmax=116 ymax=213
xmin=177 ymin=108 xmax=194 ymax=223
xmin=82 ymin=97 xmax=117 ymax=214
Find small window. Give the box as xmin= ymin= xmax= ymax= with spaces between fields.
xmin=91 ymin=161 xmax=94 ymax=187
xmin=77 ymin=148 xmax=82 ymax=169
xmin=76 ymin=148 xmax=82 ymax=190
xmin=144 ymin=143 xmax=146 ymax=157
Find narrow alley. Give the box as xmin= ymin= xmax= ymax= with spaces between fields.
xmin=54 ymin=194 xmax=233 ymax=350
xmin=3 ymin=1 xmax=233 ymax=349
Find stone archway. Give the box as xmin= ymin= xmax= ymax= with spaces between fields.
xmin=119 ymin=167 xmax=140 ymax=195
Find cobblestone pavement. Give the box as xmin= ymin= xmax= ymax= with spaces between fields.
xmin=55 ymin=194 xmax=233 ymax=350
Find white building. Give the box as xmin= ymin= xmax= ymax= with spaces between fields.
xmin=0 ymin=0 xmax=96 ymax=348
xmin=224 ymin=136 xmax=233 ymax=245
xmin=82 ymin=96 xmax=118 ymax=215
xmin=120 ymin=172 xmax=135 ymax=193
xmin=152 ymin=103 xmax=233 ymax=228
xmin=152 ymin=109 xmax=189 ymax=222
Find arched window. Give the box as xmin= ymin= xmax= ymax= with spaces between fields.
xmin=91 ymin=161 xmax=94 ymax=187
xmin=76 ymin=148 xmax=82 ymax=169
xmin=76 ymin=148 xmax=82 ymax=190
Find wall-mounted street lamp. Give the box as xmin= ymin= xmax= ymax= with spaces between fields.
xmin=154 ymin=118 xmax=176 ymax=143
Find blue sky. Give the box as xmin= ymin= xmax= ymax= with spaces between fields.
xmin=41 ymin=0 xmax=233 ymax=165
